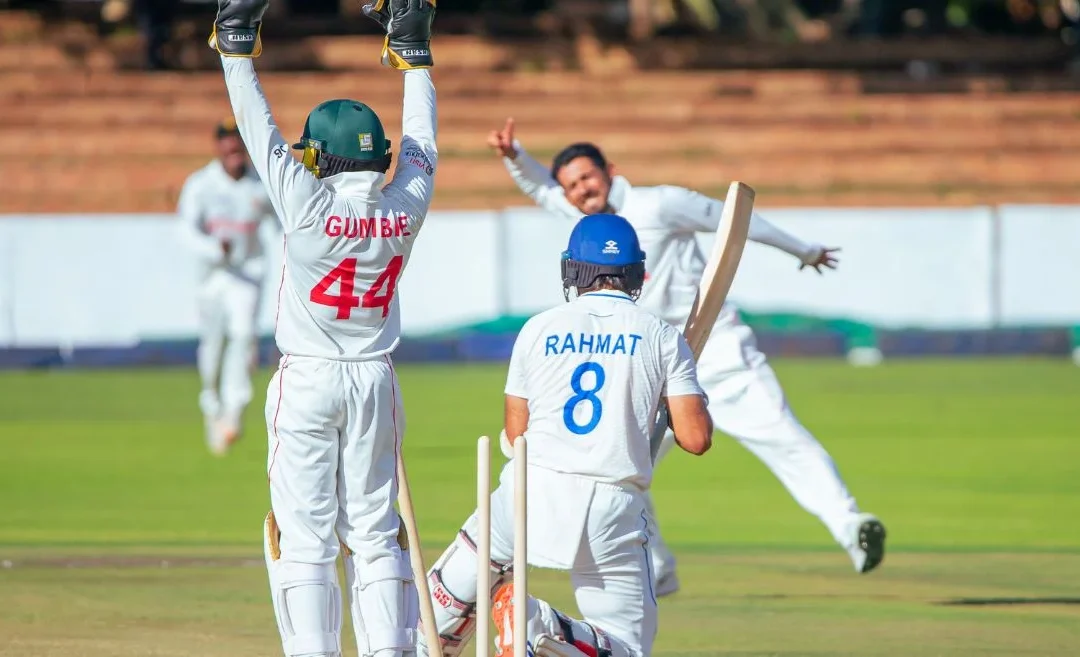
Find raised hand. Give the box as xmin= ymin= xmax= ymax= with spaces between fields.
xmin=362 ymin=0 xmax=436 ymax=70
xmin=487 ymin=118 xmax=517 ymax=159
xmin=208 ymin=0 xmax=269 ymax=57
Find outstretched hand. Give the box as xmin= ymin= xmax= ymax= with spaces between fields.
xmin=361 ymin=0 xmax=436 ymax=69
xmin=800 ymin=247 xmax=840 ymax=274
xmin=487 ymin=118 xmax=517 ymax=159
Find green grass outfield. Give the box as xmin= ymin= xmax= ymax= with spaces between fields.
xmin=1 ymin=359 xmax=1078 ymax=656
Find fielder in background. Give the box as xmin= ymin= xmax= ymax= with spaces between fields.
xmin=421 ymin=214 xmax=713 ymax=657
xmin=209 ymin=0 xmax=438 ymax=655
xmin=489 ymin=119 xmax=886 ymax=590
xmin=178 ymin=117 xmax=281 ymax=455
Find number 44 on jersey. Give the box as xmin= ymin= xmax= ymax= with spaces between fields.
xmin=310 ymin=255 xmax=404 ymax=320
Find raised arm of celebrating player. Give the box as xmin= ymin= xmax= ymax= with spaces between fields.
xmin=490 ymin=118 xmax=581 ymax=219
xmin=211 ymin=0 xmax=328 ymax=233
xmin=659 ymin=185 xmax=840 ymax=273
xmin=382 ymin=68 xmax=438 ymax=218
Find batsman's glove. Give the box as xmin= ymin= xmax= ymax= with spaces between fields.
xmin=499 ymin=429 xmax=514 ymax=460
xmin=208 ymin=0 xmax=269 ymax=57
xmin=362 ymin=0 xmax=436 ymax=70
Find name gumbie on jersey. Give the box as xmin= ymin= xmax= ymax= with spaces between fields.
xmin=220 ymin=58 xmax=437 ymax=361
xmin=505 ymin=291 xmax=703 ymax=490
xmin=177 ymin=159 xmax=278 ymax=281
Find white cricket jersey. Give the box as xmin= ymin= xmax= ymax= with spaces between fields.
xmin=504 ymin=148 xmax=820 ymax=328
xmin=505 ymin=291 xmax=703 ymax=490
xmin=220 ymin=57 xmax=437 ymax=360
xmin=177 ymin=159 xmax=278 ymax=282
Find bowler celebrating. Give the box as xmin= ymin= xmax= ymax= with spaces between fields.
xmin=490 ymin=118 xmax=886 ymax=592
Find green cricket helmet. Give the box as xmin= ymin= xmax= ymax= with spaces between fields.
xmin=292 ymin=99 xmax=392 ymax=177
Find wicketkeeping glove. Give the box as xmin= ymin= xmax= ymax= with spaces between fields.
xmin=208 ymin=0 xmax=269 ymax=57
xmin=362 ymin=0 xmax=436 ymax=70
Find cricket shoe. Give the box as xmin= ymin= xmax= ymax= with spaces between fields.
xmin=204 ymin=414 xmax=228 ymax=456
xmin=849 ymin=513 xmax=886 ymax=573
xmin=220 ymin=424 xmax=241 ymax=450
xmin=492 ymin=582 xmax=535 ymax=656
xmin=492 ymin=582 xmax=516 ymax=656
xmin=220 ymin=412 xmax=244 ymax=450
xmin=654 ymin=571 xmax=680 ymax=598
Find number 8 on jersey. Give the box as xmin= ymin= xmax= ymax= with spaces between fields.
xmin=563 ymin=362 xmax=606 ymax=435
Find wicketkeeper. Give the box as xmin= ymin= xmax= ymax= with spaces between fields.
xmin=208 ymin=0 xmax=438 ymax=655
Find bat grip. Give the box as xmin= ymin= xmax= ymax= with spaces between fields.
xmin=648 ymin=405 xmax=670 ymax=462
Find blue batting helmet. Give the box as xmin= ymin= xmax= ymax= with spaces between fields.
xmin=561 ymin=213 xmax=646 ymax=299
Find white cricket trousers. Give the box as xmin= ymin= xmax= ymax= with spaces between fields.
xmin=196 ymin=269 xmax=260 ymax=424
xmin=425 ymin=463 xmax=656 ymax=657
xmin=648 ymin=316 xmax=861 ymax=578
xmin=263 ymin=355 xmax=419 ymax=657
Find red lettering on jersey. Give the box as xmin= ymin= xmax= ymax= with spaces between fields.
xmin=323 ymin=216 xmax=410 ymax=240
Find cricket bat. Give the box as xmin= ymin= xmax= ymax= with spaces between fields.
xmin=395 ymin=454 xmax=442 ymax=654
xmin=649 ymin=181 xmax=756 ymax=460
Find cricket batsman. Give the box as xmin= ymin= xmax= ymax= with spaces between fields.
xmin=208 ymin=0 xmax=438 ymax=655
xmin=178 ymin=117 xmax=280 ymax=455
xmin=419 ymin=213 xmax=713 ymax=657
xmin=489 ymin=119 xmax=886 ymax=592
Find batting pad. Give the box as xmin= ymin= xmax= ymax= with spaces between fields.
xmin=343 ymin=550 xmax=418 ymax=655
xmin=264 ymin=512 xmax=343 ymax=656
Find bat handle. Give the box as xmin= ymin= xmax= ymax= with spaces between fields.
xmin=648 ymin=406 xmax=670 ymax=462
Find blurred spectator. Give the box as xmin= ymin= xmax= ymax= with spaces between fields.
xmin=641 ymin=0 xmax=960 ymax=39
xmin=1063 ymin=0 xmax=1080 ymax=71
xmin=101 ymin=0 xmax=175 ymax=70
xmin=849 ymin=0 xmax=948 ymax=37
xmin=479 ymin=0 xmax=552 ymax=13
xmin=655 ymin=0 xmax=830 ymax=40
xmin=680 ymin=0 xmax=721 ymax=31
xmin=135 ymin=0 xmax=174 ymax=69
xmin=286 ymin=0 xmax=336 ymax=15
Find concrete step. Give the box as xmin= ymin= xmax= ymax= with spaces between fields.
xmin=7 ymin=120 xmax=1080 ymax=159
xmin=433 ymin=151 xmax=1080 ymax=188
xmin=9 ymin=68 xmax=1080 ymax=104
xmin=2 ymin=149 xmax=1075 ymax=202
xmin=431 ymin=121 xmax=1080 ymax=158
xmin=6 ymin=92 xmax=1078 ymax=130
xmin=0 ymin=10 xmax=44 ymax=41
xmin=0 ymin=69 xmax=866 ymax=100
xmin=628 ymin=35 xmax=1071 ymax=70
